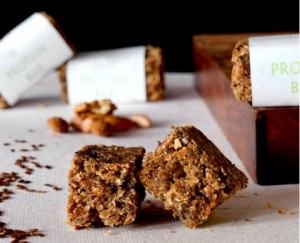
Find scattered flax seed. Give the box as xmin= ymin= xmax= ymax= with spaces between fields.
xmin=18 ymin=179 xmax=31 ymax=184
xmin=0 ymin=188 xmax=14 ymax=203
xmin=254 ymin=192 xmax=259 ymax=196
xmin=1 ymin=176 xmax=46 ymax=241
xmin=14 ymin=156 xmax=45 ymax=174
xmin=30 ymin=161 xmax=43 ymax=168
xmin=0 ymin=227 xmax=13 ymax=237
xmin=16 ymin=184 xmax=47 ymax=194
xmin=14 ymin=140 xmax=27 ymax=143
xmin=31 ymin=144 xmax=39 ymax=151
xmin=45 ymin=165 xmax=53 ymax=170
xmin=26 ymin=228 xmax=45 ymax=237
xmin=0 ymin=172 xmax=20 ymax=186
xmin=25 ymin=170 xmax=33 ymax=175
xmin=0 ymin=227 xmax=45 ymax=242
xmin=44 ymin=184 xmax=62 ymax=191
xmin=14 ymin=157 xmax=34 ymax=175
xmin=31 ymin=144 xmax=45 ymax=151
xmin=19 ymin=149 xmax=29 ymax=152
xmin=245 ymin=219 xmax=252 ymax=222
xmin=1 ymin=140 xmax=48 ymax=241
xmin=11 ymin=228 xmax=45 ymax=240
xmin=10 ymin=143 xmax=47 ymax=153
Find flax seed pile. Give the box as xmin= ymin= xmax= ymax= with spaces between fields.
xmin=1 ymin=137 xmax=62 ymax=242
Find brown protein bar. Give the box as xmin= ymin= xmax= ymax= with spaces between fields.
xmin=231 ymin=39 xmax=252 ymax=102
xmin=67 ymin=144 xmax=146 ymax=229
xmin=59 ymin=45 xmax=165 ymax=102
xmin=139 ymin=125 xmax=248 ymax=228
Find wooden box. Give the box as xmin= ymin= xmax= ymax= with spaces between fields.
xmin=193 ymin=34 xmax=299 ymax=185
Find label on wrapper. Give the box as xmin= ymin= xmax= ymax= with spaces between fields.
xmin=0 ymin=12 xmax=74 ymax=105
xmin=66 ymin=46 xmax=147 ymax=104
xmin=249 ymin=34 xmax=299 ymax=107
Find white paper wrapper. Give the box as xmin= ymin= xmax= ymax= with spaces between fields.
xmin=66 ymin=46 xmax=147 ymax=104
xmin=0 ymin=12 xmax=74 ymax=106
xmin=249 ymin=34 xmax=299 ymax=107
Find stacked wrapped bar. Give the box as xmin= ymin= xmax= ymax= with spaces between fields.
xmin=0 ymin=11 xmax=75 ymax=108
xmin=59 ymin=45 xmax=165 ymax=103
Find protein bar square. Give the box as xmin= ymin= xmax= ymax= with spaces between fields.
xmin=139 ymin=125 xmax=248 ymax=228
xmin=67 ymin=144 xmax=145 ymax=229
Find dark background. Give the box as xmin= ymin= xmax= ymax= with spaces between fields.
xmin=0 ymin=1 xmax=299 ymax=72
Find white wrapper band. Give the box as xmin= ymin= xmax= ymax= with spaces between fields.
xmin=0 ymin=12 xmax=74 ymax=105
xmin=66 ymin=46 xmax=147 ymax=104
xmin=249 ymin=34 xmax=299 ymax=107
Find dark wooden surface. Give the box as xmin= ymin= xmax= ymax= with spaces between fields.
xmin=193 ymin=34 xmax=299 ymax=185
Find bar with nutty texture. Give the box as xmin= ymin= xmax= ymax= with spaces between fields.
xmin=139 ymin=125 xmax=248 ymax=228
xmin=67 ymin=144 xmax=146 ymax=229
xmin=59 ymin=45 xmax=165 ymax=102
xmin=231 ymin=39 xmax=252 ymax=102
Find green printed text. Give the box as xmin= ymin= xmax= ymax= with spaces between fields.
xmin=271 ymin=61 xmax=300 ymax=75
xmin=5 ymin=44 xmax=47 ymax=80
xmin=291 ymin=81 xmax=298 ymax=94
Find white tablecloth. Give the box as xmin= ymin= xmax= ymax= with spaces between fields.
xmin=0 ymin=73 xmax=298 ymax=243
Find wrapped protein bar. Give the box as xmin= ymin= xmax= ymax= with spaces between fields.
xmin=59 ymin=45 xmax=165 ymax=104
xmin=0 ymin=11 xmax=75 ymax=108
xmin=231 ymin=34 xmax=299 ymax=107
